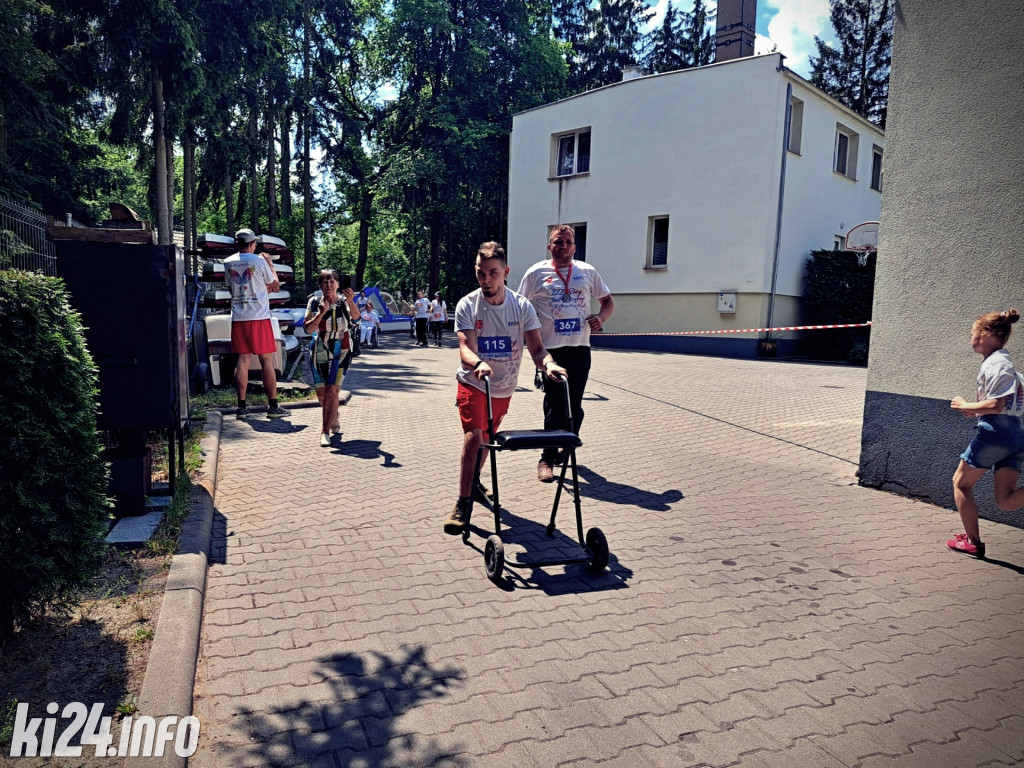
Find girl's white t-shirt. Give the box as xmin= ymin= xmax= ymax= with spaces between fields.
xmin=980 ymin=349 xmax=1024 ymax=418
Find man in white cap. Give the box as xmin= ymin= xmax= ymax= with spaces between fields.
xmin=224 ymin=228 xmax=290 ymax=419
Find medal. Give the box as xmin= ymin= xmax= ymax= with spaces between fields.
xmin=552 ymin=260 xmax=574 ymax=304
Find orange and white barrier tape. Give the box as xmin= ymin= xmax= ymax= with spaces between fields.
xmin=599 ymin=321 xmax=872 ymax=337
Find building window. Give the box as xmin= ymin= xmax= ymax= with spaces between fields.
xmin=870 ymin=145 xmax=883 ymax=191
xmin=647 ymin=216 xmax=669 ymax=268
xmin=788 ymin=96 xmax=804 ymax=155
xmin=834 ymin=124 xmax=859 ymax=179
xmin=554 ymin=129 xmax=591 ymax=177
xmin=834 ymin=235 xmax=846 ymax=251
xmin=574 ymin=224 xmax=587 ymax=261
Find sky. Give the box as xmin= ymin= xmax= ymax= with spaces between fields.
xmin=645 ymin=0 xmax=838 ymax=78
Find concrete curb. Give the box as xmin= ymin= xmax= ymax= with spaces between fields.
xmin=124 ymin=411 xmax=221 ymax=768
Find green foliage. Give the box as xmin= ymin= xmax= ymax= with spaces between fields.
xmin=801 ymin=249 xmax=876 ymax=365
xmin=809 ymin=0 xmax=892 ymax=127
xmin=0 ymin=271 xmax=110 ymax=638
xmin=644 ymin=0 xmax=714 ymax=75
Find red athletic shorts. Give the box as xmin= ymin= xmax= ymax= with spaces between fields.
xmin=457 ymin=381 xmax=511 ymax=433
xmin=231 ymin=318 xmax=276 ymax=355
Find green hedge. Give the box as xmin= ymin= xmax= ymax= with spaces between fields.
xmin=0 ymin=271 xmax=109 ymax=638
xmin=801 ymin=249 xmax=876 ymax=365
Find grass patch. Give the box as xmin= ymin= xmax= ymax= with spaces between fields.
xmin=190 ymin=385 xmax=313 ymax=417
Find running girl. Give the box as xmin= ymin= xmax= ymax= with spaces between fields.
xmin=948 ymin=308 xmax=1024 ymax=557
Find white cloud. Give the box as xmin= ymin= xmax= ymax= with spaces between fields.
xmin=758 ymin=0 xmax=834 ymax=77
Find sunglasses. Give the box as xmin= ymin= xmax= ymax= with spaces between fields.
xmin=550 ymin=239 xmax=573 ymax=246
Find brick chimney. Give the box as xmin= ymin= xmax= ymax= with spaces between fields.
xmin=715 ymin=0 xmax=756 ymax=62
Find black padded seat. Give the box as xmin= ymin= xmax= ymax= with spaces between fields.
xmin=493 ymin=429 xmax=581 ymax=451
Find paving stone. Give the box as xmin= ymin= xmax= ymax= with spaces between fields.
xmin=191 ymin=346 xmax=1024 ymax=768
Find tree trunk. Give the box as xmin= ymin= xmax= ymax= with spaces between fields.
xmin=183 ymin=132 xmax=194 ymax=261
xmin=166 ymin=131 xmax=175 ymax=242
xmin=356 ymin=186 xmax=372 ymax=289
xmin=302 ymin=1 xmax=315 ymax=293
xmin=224 ymin=172 xmax=235 ymax=235
xmin=236 ymin=179 xmax=247 ymax=223
xmin=249 ymin=107 xmax=259 ymax=231
xmin=429 ymin=214 xmax=441 ymax=296
xmin=280 ymin=106 xmax=292 ymax=219
xmin=152 ymin=70 xmax=171 ymax=245
xmin=266 ymin=109 xmax=278 ymax=235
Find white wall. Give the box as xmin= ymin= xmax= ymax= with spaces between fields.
xmin=508 ymin=54 xmax=788 ymax=294
xmin=776 ymin=76 xmax=885 ymax=297
xmin=859 ymin=0 xmax=1024 ymax=526
xmin=507 ymin=53 xmax=884 ymax=336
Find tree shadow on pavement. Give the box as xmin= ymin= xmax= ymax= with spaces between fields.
xmin=573 ymin=464 xmax=683 ymax=511
xmin=463 ymin=501 xmax=633 ymax=595
xmin=225 ymin=646 xmax=466 ymax=768
xmin=345 ymin=362 xmax=447 ymax=396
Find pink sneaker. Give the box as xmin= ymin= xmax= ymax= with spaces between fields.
xmin=946 ymin=534 xmax=985 ymax=558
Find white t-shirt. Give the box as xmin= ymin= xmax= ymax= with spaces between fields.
xmin=978 ymin=349 xmax=1024 ymax=419
xmin=455 ymin=288 xmax=541 ymax=398
xmin=518 ymin=259 xmax=611 ymax=349
xmin=360 ymin=309 xmax=380 ymax=327
xmin=430 ymin=299 xmax=448 ymax=322
xmin=414 ymin=298 xmax=431 ymax=319
xmin=224 ymin=253 xmax=276 ymax=322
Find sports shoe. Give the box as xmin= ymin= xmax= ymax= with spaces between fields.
xmin=235 ymin=406 xmax=251 ymax=420
xmin=320 ymin=433 xmax=331 ymax=447
xmin=946 ymin=534 xmax=985 ymax=558
xmin=266 ymin=405 xmax=291 ymax=419
xmin=444 ymin=503 xmax=467 ymax=535
xmin=537 ymin=461 xmax=554 ymax=483
xmin=473 ymin=481 xmax=492 ymax=505
xmin=330 ymin=418 xmax=341 ymax=435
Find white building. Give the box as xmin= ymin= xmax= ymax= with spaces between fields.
xmin=506 ymin=52 xmax=885 ymax=357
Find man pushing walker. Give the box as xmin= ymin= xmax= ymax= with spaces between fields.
xmin=444 ymin=241 xmax=567 ymax=536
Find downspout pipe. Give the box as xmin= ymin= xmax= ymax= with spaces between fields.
xmin=763 ymin=81 xmax=792 ymax=353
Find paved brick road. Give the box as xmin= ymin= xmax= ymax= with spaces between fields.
xmin=192 ymin=339 xmax=1024 ymax=767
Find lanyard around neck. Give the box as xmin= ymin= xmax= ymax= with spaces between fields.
xmin=551 ymin=260 xmax=573 ymax=293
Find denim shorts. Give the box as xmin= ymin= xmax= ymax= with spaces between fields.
xmin=961 ymin=426 xmax=1024 ymax=472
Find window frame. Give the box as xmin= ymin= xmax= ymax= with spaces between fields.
xmin=787 ymin=96 xmax=804 ymax=155
xmin=645 ymin=215 xmax=670 ymax=270
xmin=870 ymin=145 xmax=883 ymax=192
xmin=834 ymin=123 xmax=860 ymax=180
xmin=552 ymin=128 xmax=592 ymax=178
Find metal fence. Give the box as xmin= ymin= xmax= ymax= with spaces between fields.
xmin=0 ymin=196 xmax=85 ymax=276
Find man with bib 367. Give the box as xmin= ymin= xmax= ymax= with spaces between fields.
xmin=518 ymin=225 xmax=613 ymax=482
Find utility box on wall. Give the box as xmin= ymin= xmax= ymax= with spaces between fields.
xmin=717 ymin=292 xmax=736 ymax=314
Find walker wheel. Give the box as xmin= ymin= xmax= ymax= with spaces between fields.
xmin=585 ymin=527 xmax=609 ymax=572
xmin=484 ymin=535 xmax=504 ymax=581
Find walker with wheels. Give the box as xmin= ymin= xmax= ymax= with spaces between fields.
xmin=463 ymin=374 xmax=610 ymax=581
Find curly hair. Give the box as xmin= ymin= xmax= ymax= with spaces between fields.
xmin=973 ymin=308 xmax=1021 ymax=346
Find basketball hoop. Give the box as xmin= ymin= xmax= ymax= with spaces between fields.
xmin=846 ymin=221 xmax=879 ymax=266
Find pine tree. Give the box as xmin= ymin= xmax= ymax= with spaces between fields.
xmin=681 ymin=0 xmax=714 ymax=68
xmin=646 ymin=1 xmax=684 ymax=74
xmin=809 ymin=0 xmax=892 ymax=127
xmin=645 ymin=0 xmax=714 ymax=75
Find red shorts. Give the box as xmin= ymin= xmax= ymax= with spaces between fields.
xmin=457 ymin=381 xmax=511 ymax=433
xmin=231 ymin=318 xmax=276 ymax=355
